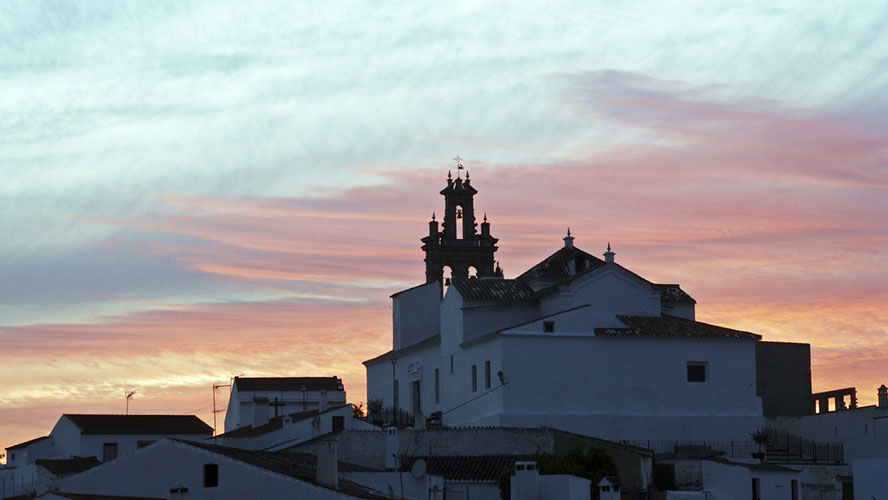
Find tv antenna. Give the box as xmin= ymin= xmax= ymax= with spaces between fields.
xmin=125 ymin=391 xmax=136 ymax=415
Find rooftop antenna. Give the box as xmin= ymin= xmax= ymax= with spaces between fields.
xmin=125 ymin=391 xmax=136 ymax=415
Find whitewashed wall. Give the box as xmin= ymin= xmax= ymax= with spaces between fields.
xmin=59 ymin=439 xmax=361 ymax=500
xmin=393 ymin=281 xmax=441 ymax=350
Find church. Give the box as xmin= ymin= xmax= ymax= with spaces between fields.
xmin=364 ymin=168 xmax=770 ymax=442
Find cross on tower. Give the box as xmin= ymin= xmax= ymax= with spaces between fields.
xmin=453 ymin=154 xmax=464 ymax=169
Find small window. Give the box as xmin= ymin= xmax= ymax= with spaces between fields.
xmin=434 ymin=368 xmax=440 ymax=404
xmin=543 ymin=321 xmax=555 ymax=333
xmin=102 ymin=442 xmax=118 ymax=462
xmin=687 ymin=363 xmax=707 ymax=383
xmin=332 ymin=415 xmax=345 ymax=433
xmin=137 ymin=440 xmax=155 ymax=449
xmin=10 ymin=452 xmax=15 ymax=461
xmin=485 ymin=361 xmax=491 ymax=389
xmin=204 ymin=463 xmax=219 ymax=487
xmin=471 ymin=365 xmax=477 ymax=392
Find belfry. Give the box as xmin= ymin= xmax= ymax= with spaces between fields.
xmin=421 ymin=160 xmax=499 ymax=284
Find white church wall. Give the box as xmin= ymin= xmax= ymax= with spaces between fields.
xmin=441 ymin=339 xmax=504 ymax=427
xmin=461 ymin=301 xmax=539 ymax=345
xmin=393 ymin=282 xmax=441 ymax=350
xmin=440 ymin=289 xmax=464 ymax=357
xmin=465 ymin=335 xmax=764 ymax=441
xmin=59 ymin=439 xmax=359 ymax=500
xmin=539 ymin=268 xmax=661 ymax=329
xmin=366 ymin=339 xmax=442 ymax=422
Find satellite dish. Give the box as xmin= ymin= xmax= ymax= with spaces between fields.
xmin=410 ymin=458 xmax=426 ymax=479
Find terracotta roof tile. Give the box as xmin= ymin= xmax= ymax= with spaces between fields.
xmin=452 ymin=279 xmax=534 ymax=302
xmin=596 ymin=315 xmax=760 ymax=340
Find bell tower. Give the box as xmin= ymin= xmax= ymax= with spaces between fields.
xmin=421 ymin=158 xmax=500 ymax=284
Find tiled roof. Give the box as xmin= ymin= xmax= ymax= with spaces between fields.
xmin=215 ymin=405 xmax=350 ymax=438
xmin=35 ymin=456 xmax=101 ymax=475
xmin=516 ymin=247 xmax=606 ymax=284
xmin=595 ymin=315 xmax=761 ymax=340
xmin=235 ymin=376 xmax=344 ymax=392
xmin=6 ymin=435 xmax=50 ymax=450
xmin=39 ymin=493 xmax=165 ymax=500
xmin=402 ymin=455 xmax=516 ymax=481
xmin=452 ymin=279 xmax=534 ymax=302
xmin=653 ymin=284 xmax=696 ymax=304
xmin=63 ymin=415 xmax=213 ymax=436
xmin=178 ymin=440 xmax=386 ymax=499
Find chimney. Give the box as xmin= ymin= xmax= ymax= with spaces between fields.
xmin=879 ymin=385 xmax=888 ymax=408
xmin=563 ymin=228 xmax=574 ymax=249
xmin=385 ymin=427 xmax=399 ymax=471
xmin=169 ymin=486 xmax=188 ymax=500
xmin=510 ymin=461 xmax=539 ymax=500
xmin=253 ymin=397 xmax=269 ymax=427
xmin=604 ymin=242 xmax=615 ymax=264
xmin=316 ymin=439 xmax=338 ymax=489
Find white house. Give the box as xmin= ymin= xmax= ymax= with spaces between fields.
xmin=223 ymin=376 xmax=346 ymax=432
xmin=3 ymin=414 xmax=212 ymax=469
xmin=365 ymin=172 xmax=764 ymax=442
xmin=57 ymin=438 xmax=387 ymax=500
xmin=213 ymin=403 xmax=377 ymax=451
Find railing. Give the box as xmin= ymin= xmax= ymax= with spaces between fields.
xmin=622 ymin=437 xmax=844 ymax=464
xmin=765 ymin=429 xmax=844 ymax=464
xmin=368 ymin=406 xmax=412 ymax=428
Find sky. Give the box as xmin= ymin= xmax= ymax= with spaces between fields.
xmin=2 ymin=1 xmax=887 ymax=457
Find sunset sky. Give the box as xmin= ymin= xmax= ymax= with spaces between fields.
xmin=2 ymin=1 xmax=888 ymax=457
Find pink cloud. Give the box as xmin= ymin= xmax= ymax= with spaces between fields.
xmin=4 ymin=71 xmax=887 ymax=454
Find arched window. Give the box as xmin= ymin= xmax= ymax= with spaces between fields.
xmin=442 ymin=266 xmax=453 ymax=298
xmin=455 ymin=205 xmax=464 ymax=240
xmin=468 ymin=266 xmax=478 ymax=279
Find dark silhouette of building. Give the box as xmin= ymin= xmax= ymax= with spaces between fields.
xmin=421 ymin=170 xmax=500 ymax=284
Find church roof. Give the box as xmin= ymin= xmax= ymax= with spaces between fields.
xmin=653 ymin=284 xmax=697 ymax=304
xmin=62 ymin=415 xmax=213 ymax=435
xmin=452 ymin=279 xmax=534 ymax=302
xmin=234 ymin=376 xmax=344 ymax=393
xmin=516 ymin=246 xmax=606 ymax=283
xmin=595 ymin=315 xmax=761 ymax=340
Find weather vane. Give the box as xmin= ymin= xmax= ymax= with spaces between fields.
xmin=453 ymin=154 xmax=464 ymax=169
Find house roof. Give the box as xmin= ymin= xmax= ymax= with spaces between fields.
xmin=516 ymin=246 xmax=606 ymax=284
xmin=37 ymin=493 xmax=165 ymax=500
xmin=35 ymin=456 xmax=101 ymax=476
xmin=595 ymin=315 xmax=761 ymax=340
xmin=62 ymin=415 xmax=213 ymax=435
xmin=402 ymin=455 xmax=516 ymax=482
xmin=177 ymin=440 xmax=386 ymax=499
xmin=452 ymin=279 xmax=534 ymax=302
xmin=234 ymin=376 xmax=344 ymax=393
xmin=6 ymin=435 xmax=50 ymax=450
xmin=215 ymin=405 xmax=350 ymax=439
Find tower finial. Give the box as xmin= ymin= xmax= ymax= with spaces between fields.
xmin=447 ymin=170 xmax=452 ymax=180
xmin=432 ymin=212 xmax=436 ymax=221
xmin=607 ymin=242 xmax=611 ymax=251
xmin=604 ymin=242 xmax=615 ymax=263
xmin=483 ymin=213 xmax=487 ymax=222
xmin=563 ymin=228 xmax=575 ymax=249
